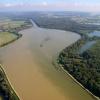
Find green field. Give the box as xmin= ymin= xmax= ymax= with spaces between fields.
xmin=0 ymin=32 xmax=18 ymax=47
xmin=0 ymin=19 xmax=25 ymax=30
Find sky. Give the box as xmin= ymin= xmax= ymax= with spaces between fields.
xmin=0 ymin=0 xmax=100 ymax=12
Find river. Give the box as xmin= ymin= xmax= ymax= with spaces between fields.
xmin=79 ymin=30 xmax=100 ymax=54
xmin=0 ymin=20 xmax=96 ymax=100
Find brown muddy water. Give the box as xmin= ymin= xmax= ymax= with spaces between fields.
xmin=0 ymin=21 xmax=96 ymax=100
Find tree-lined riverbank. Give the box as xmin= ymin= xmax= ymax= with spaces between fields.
xmin=58 ymin=37 xmax=100 ymax=99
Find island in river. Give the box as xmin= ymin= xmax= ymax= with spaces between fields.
xmin=0 ymin=18 xmax=98 ymax=100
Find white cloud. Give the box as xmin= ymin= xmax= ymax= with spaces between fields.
xmin=3 ymin=3 xmax=25 ymax=8
xmin=0 ymin=2 xmax=100 ymax=12
xmin=4 ymin=3 xmax=14 ymax=7
xmin=42 ymin=2 xmax=48 ymax=6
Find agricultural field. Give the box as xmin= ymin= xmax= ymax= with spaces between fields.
xmin=0 ymin=19 xmax=25 ymax=30
xmin=0 ymin=32 xmax=18 ymax=47
xmin=0 ymin=18 xmax=32 ymax=47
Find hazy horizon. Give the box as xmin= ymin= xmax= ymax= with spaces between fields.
xmin=0 ymin=0 xmax=100 ymax=13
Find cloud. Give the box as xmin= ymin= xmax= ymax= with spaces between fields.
xmin=42 ymin=2 xmax=48 ymax=6
xmin=4 ymin=3 xmax=17 ymax=7
xmin=0 ymin=3 xmax=25 ymax=8
xmin=0 ymin=2 xmax=100 ymax=12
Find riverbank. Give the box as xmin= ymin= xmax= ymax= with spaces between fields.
xmin=0 ymin=64 xmax=20 ymax=100
xmin=57 ymin=37 xmax=100 ymax=99
xmin=0 ymin=33 xmax=22 ymax=48
xmin=55 ymin=60 xmax=100 ymax=100
xmin=0 ymin=19 xmax=33 ymax=99
xmin=0 ymin=32 xmax=22 ymax=100
xmin=53 ymin=39 xmax=99 ymax=100
xmin=61 ymin=66 xmax=99 ymax=100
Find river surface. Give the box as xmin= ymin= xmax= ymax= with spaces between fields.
xmin=0 ymin=20 xmax=96 ymax=100
xmin=79 ymin=31 xmax=100 ymax=54
xmin=89 ymin=31 xmax=100 ymax=37
xmin=79 ymin=41 xmax=96 ymax=54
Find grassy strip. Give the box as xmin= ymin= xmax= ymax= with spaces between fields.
xmin=0 ymin=33 xmax=22 ymax=48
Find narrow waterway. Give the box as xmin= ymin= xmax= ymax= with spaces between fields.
xmin=79 ymin=41 xmax=96 ymax=54
xmin=79 ymin=30 xmax=100 ymax=54
xmin=0 ymin=20 xmax=96 ymax=100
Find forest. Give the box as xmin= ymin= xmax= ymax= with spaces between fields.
xmin=58 ymin=39 xmax=100 ymax=97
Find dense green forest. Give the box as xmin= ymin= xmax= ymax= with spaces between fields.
xmin=58 ymin=39 xmax=100 ymax=97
